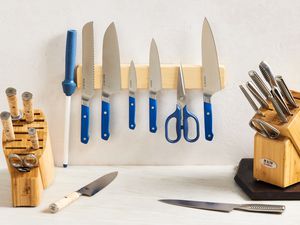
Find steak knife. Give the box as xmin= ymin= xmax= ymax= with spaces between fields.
xmin=202 ymin=18 xmax=222 ymax=141
xmin=149 ymin=39 xmax=162 ymax=133
xmin=81 ymin=22 xmax=94 ymax=144
xmin=101 ymin=22 xmax=121 ymax=140
xmin=129 ymin=60 xmax=137 ymax=129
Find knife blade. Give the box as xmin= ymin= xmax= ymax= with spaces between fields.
xmin=101 ymin=22 xmax=121 ymax=140
xmin=129 ymin=60 xmax=137 ymax=130
xmin=81 ymin=22 xmax=94 ymax=144
xmin=49 ymin=171 xmax=118 ymax=213
xmin=202 ymin=18 xmax=222 ymax=141
xmin=159 ymin=199 xmax=285 ymax=214
xmin=148 ymin=39 xmax=162 ymax=133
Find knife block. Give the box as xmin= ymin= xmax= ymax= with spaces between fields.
xmin=252 ymin=91 xmax=300 ymax=188
xmin=2 ymin=109 xmax=55 ymax=207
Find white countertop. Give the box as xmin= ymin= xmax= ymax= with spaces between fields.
xmin=0 ymin=166 xmax=299 ymax=225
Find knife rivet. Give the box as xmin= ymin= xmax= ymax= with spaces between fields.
xmin=131 ymin=103 xmax=134 ymax=106
xmin=104 ymin=111 xmax=107 ymax=115
xmin=206 ymin=112 xmax=210 ymax=116
xmin=104 ymin=133 xmax=107 ymax=137
xmin=151 ymin=106 xmax=154 ymax=110
xmin=83 ymin=115 xmax=87 ymax=119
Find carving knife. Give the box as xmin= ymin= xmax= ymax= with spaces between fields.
xmin=129 ymin=60 xmax=137 ymax=129
xmin=149 ymin=39 xmax=162 ymax=133
xmin=202 ymin=18 xmax=222 ymax=141
xmin=81 ymin=22 xmax=94 ymax=144
xmin=159 ymin=199 xmax=285 ymax=214
xmin=101 ymin=22 xmax=121 ymax=140
xmin=49 ymin=171 xmax=118 ymax=213
xmin=62 ymin=30 xmax=77 ymax=167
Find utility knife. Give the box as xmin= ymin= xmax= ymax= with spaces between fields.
xmin=129 ymin=60 xmax=137 ymax=129
xmin=101 ymin=22 xmax=121 ymax=140
xmin=81 ymin=22 xmax=94 ymax=144
xmin=202 ymin=18 xmax=221 ymax=141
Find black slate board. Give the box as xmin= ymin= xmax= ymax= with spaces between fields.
xmin=234 ymin=158 xmax=300 ymax=200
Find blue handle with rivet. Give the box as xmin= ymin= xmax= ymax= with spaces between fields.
xmin=149 ymin=98 xmax=157 ymax=133
xmin=129 ymin=96 xmax=136 ymax=129
xmin=101 ymin=100 xmax=110 ymax=140
xmin=204 ymin=101 xmax=213 ymax=141
xmin=80 ymin=104 xmax=89 ymax=144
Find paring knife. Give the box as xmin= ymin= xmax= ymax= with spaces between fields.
xmin=159 ymin=199 xmax=285 ymax=214
xmin=62 ymin=30 xmax=77 ymax=167
xmin=49 ymin=172 xmax=118 ymax=213
xmin=129 ymin=60 xmax=137 ymax=129
xmin=81 ymin=22 xmax=94 ymax=144
xmin=202 ymin=18 xmax=222 ymax=141
xmin=148 ymin=39 xmax=162 ymax=133
xmin=101 ymin=22 xmax=121 ymax=140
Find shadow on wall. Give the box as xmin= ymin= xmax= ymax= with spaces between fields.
xmin=0 ymin=169 xmax=12 ymax=207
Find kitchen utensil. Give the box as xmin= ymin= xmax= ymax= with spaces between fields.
xmin=101 ymin=22 xmax=121 ymax=140
xmin=249 ymin=118 xmax=280 ymax=139
xmin=149 ymin=39 xmax=162 ymax=133
xmin=129 ymin=60 xmax=137 ymax=130
xmin=239 ymin=85 xmax=264 ymax=116
xmin=268 ymin=93 xmax=288 ymax=123
xmin=5 ymin=87 xmax=22 ymax=120
xmin=8 ymin=153 xmax=38 ymax=172
xmin=81 ymin=22 xmax=94 ymax=144
xmin=159 ymin=199 xmax=285 ymax=214
xmin=246 ymin=81 xmax=269 ymax=109
xmin=165 ymin=65 xmax=200 ymax=143
xmin=202 ymin=18 xmax=222 ymax=141
xmin=22 ymin=92 xmax=34 ymax=123
xmin=62 ymin=30 xmax=77 ymax=166
xmin=49 ymin=171 xmax=118 ymax=213
xmin=0 ymin=111 xmax=15 ymax=141
xmin=248 ymin=70 xmax=271 ymax=99
xmin=276 ymin=76 xmax=298 ymax=108
xmin=28 ymin=127 xmax=39 ymax=149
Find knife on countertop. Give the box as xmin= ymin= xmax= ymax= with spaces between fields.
xmin=148 ymin=39 xmax=162 ymax=133
xmin=202 ymin=18 xmax=222 ymax=141
xmin=101 ymin=22 xmax=121 ymax=140
xmin=129 ymin=60 xmax=137 ymax=130
xmin=81 ymin=22 xmax=94 ymax=144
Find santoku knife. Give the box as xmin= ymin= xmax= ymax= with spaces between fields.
xmin=202 ymin=18 xmax=222 ymax=141
xmin=49 ymin=171 xmax=118 ymax=213
xmin=159 ymin=199 xmax=285 ymax=214
xmin=129 ymin=60 xmax=137 ymax=129
xmin=101 ymin=22 xmax=121 ymax=140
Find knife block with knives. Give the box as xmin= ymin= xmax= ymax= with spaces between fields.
xmin=1 ymin=88 xmax=55 ymax=207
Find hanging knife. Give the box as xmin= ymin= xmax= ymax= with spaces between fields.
xmin=239 ymin=85 xmax=264 ymax=116
xmin=149 ymin=39 xmax=162 ymax=133
xmin=245 ymin=81 xmax=269 ymax=109
xmin=129 ymin=60 xmax=137 ymax=130
xmin=49 ymin=171 xmax=118 ymax=213
xmin=81 ymin=22 xmax=94 ymax=144
xmin=101 ymin=22 xmax=121 ymax=140
xmin=202 ymin=18 xmax=222 ymax=141
xmin=275 ymin=76 xmax=298 ymax=108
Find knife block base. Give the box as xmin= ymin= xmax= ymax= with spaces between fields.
xmin=2 ymin=109 xmax=55 ymax=207
xmin=235 ymin=158 xmax=300 ymax=200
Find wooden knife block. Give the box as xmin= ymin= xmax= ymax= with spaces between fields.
xmin=253 ymin=91 xmax=300 ymax=188
xmin=2 ymin=109 xmax=55 ymax=207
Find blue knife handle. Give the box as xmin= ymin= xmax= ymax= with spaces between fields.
xmin=101 ymin=100 xmax=110 ymax=140
xmin=204 ymin=101 xmax=214 ymax=141
xmin=62 ymin=30 xmax=77 ymax=96
xmin=165 ymin=105 xmax=181 ymax=143
xmin=81 ymin=104 xmax=89 ymax=144
xmin=149 ymin=98 xmax=157 ymax=133
xmin=182 ymin=106 xmax=200 ymax=143
xmin=129 ymin=96 xmax=136 ymax=130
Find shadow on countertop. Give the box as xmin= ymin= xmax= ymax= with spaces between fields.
xmin=0 ymin=169 xmax=12 ymax=207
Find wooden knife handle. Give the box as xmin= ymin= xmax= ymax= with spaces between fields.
xmin=6 ymin=87 xmax=21 ymax=119
xmin=28 ymin=127 xmax=39 ymax=149
xmin=22 ymin=92 xmax=34 ymax=123
xmin=49 ymin=192 xmax=81 ymax=213
xmin=0 ymin=111 xmax=15 ymax=141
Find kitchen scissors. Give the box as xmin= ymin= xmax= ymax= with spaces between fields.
xmin=165 ymin=65 xmax=200 ymax=143
xmin=8 ymin=153 xmax=38 ymax=172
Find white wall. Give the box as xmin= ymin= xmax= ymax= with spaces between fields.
xmin=1 ymin=0 xmax=300 ymax=166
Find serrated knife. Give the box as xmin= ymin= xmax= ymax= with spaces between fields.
xmin=101 ymin=22 xmax=121 ymax=140
xmin=129 ymin=60 xmax=137 ymax=129
xmin=81 ymin=22 xmax=94 ymax=144
xmin=149 ymin=39 xmax=162 ymax=133
xmin=202 ymin=18 xmax=221 ymax=141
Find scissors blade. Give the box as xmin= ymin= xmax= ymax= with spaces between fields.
xmin=177 ymin=64 xmax=186 ymax=105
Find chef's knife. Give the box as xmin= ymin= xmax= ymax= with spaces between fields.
xmin=129 ymin=60 xmax=137 ymax=130
xmin=101 ymin=22 xmax=121 ymax=140
xmin=148 ymin=39 xmax=162 ymax=133
xmin=159 ymin=199 xmax=285 ymax=214
xmin=202 ymin=18 xmax=222 ymax=141
xmin=81 ymin=22 xmax=94 ymax=144
xmin=49 ymin=171 xmax=118 ymax=213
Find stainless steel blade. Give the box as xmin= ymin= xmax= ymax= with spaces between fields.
xmin=129 ymin=60 xmax=137 ymax=96
xmin=102 ymin=22 xmax=121 ymax=97
xmin=177 ymin=64 xmax=186 ymax=106
xmin=149 ymin=39 xmax=162 ymax=95
xmin=82 ymin=21 xmax=94 ymax=102
xmin=202 ymin=18 xmax=221 ymax=96
xmin=77 ymin=171 xmax=118 ymax=197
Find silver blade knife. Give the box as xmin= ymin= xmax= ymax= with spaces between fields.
xmin=81 ymin=22 xmax=94 ymax=144
xmin=202 ymin=18 xmax=222 ymax=141
xmin=149 ymin=39 xmax=162 ymax=133
xmin=101 ymin=22 xmax=121 ymax=140
xmin=239 ymin=85 xmax=264 ymax=116
xmin=129 ymin=60 xmax=137 ymax=130
xmin=246 ymin=81 xmax=269 ymax=109
xmin=248 ymin=70 xmax=271 ymax=99
xmin=49 ymin=171 xmax=118 ymax=213
xmin=275 ymin=75 xmax=298 ymax=108
xmin=159 ymin=199 xmax=285 ymax=214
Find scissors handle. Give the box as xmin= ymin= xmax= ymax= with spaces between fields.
xmin=182 ymin=106 xmax=200 ymax=142
xmin=165 ymin=105 xmax=181 ymax=143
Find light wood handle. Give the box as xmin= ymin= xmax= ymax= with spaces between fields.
xmin=22 ymin=92 xmax=34 ymax=123
xmin=49 ymin=192 xmax=81 ymax=213
xmin=1 ymin=111 xmax=15 ymax=141
xmin=5 ymin=87 xmax=20 ymax=119
xmin=28 ymin=127 xmax=39 ymax=149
